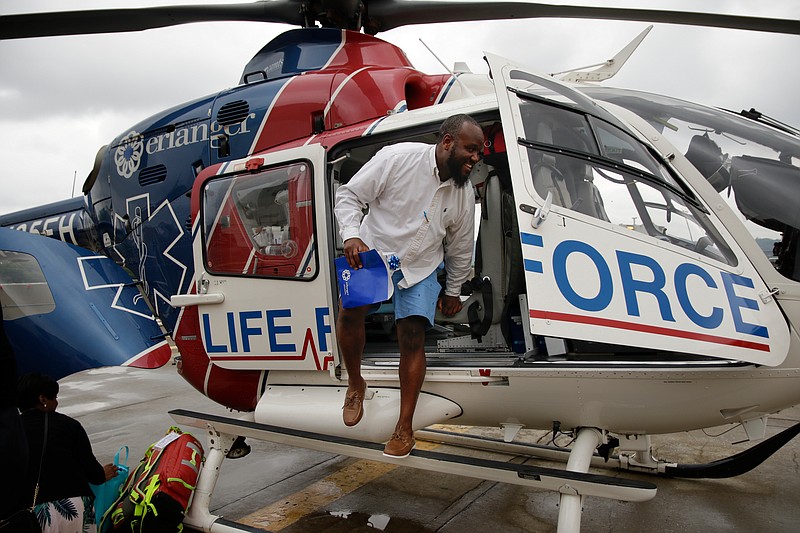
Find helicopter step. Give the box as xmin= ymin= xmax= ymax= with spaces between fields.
xmin=169 ymin=408 xmax=657 ymax=533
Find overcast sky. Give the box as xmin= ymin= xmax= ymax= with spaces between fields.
xmin=1 ymin=0 xmax=798 ymax=215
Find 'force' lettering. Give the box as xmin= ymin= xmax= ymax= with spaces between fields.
xmin=542 ymin=237 xmax=768 ymax=339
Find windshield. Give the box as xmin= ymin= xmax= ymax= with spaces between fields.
xmin=585 ymin=87 xmax=800 ymax=281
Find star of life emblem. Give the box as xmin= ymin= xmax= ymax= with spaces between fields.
xmin=115 ymin=131 xmax=144 ymax=178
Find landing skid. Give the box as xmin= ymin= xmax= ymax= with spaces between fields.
xmin=418 ymin=420 xmax=800 ymax=479
xmin=169 ymin=409 xmax=656 ymax=533
xmin=665 ymin=420 xmax=800 ymax=478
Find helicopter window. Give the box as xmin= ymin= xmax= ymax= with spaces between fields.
xmin=583 ymin=87 xmax=800 ymax=280
xmin=516 ymin=99 xmax=736 ymax=265
xmin=590 ymin=119 xmax=678 ymax=186
xmin=0 ymin=251 xmax=55 ymax=320
xmin=202 ymin=161 xmax=317 ymax=280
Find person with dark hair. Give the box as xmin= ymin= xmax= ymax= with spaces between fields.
xmin=18 ymin=373 xmax=118 ymax=533
xmin=0 ymin=304 xmax=28 ymax=523
xmin=334 ymin=113 xmax=484 ymax=457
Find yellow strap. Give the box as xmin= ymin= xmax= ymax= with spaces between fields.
xmin=166 ymin=477 xmax=196 ymax=490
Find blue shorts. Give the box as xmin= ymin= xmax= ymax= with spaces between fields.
xmin=371 ymin=268 xmax=442 ymax=328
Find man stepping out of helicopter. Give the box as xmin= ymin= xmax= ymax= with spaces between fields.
xmin=334 ymin=114 xmax=483 ymax=457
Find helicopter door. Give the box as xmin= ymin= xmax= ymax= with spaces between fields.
xmin=487 ymin=54 xmax=790 ymax=365
xmin=187 ymin=144 xmax=336 ymax=372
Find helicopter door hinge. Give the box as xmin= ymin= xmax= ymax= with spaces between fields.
xmin=197 ymin=274 xmax=209 ymax=295
xmin=759 ymin=287 xmax=781 ymax=303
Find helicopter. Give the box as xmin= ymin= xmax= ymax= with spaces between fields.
xmin=2 ymin=2 xmax=800 ymax=532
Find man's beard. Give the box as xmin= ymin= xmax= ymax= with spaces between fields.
xmin=446 ymin=150 xmax=471 ymax=188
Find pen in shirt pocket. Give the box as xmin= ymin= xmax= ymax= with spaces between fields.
xmin=423 ymin=211 xmax=429 ymax=223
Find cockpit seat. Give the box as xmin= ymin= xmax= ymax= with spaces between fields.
xmin=531 ymin=122 xmax=574 ymax=209
xmin=533 ymin=154 xmax=573 ymax=209
xmin=435 ymin=170 xmax=505 ymax=341
xmin=256 ymin=188 xmax=288 ymax=227
xmin=685 ymin=133 xmax=730 ymax=192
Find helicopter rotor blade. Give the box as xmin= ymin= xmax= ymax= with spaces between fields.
xmin=1 ymin=1 xmax=798 ymax=40
xmin=0 ymin=2 xmax=306 ymax=40
xmin=365 ymin=1 xmax=800 ymax=35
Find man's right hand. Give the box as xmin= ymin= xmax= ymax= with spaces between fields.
xmin=343 ymin=238 xmax=370 ymax=269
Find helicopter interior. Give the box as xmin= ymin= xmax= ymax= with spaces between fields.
xmin=327 ymin=114 xmax=731 ymax=367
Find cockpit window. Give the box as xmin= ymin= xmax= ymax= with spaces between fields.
xmin=513 ymin=94 xmax=736 ymax=266
xmin=590 ymin=118 xmax=677 ymax=186
xmin=202 ymin=161 xmax=317 ymax=279
xmin=585 ymin=87 xmax=800 ymax=281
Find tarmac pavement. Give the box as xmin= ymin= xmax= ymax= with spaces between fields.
xmin=58 ymin=361 xmax=800 ymax=533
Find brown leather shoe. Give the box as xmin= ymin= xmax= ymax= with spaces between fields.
xmin=342 ymin=379 xmax=366 ymax=427
xmin=383 ymin=431 xmax=416 ymax=458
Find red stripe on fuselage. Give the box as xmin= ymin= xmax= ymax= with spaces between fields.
xmin=529 ymin=309 xmax=770 ymax=352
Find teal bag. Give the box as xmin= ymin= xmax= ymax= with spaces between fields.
xmin=91 ymin=446 xmax=129 ymax=524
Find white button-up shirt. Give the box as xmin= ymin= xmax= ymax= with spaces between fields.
xmin=335 ymin=143 xmax=475 ymax=297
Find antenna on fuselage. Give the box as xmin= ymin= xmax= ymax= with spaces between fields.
xmin=418 ymin=38 xmax=476 ymax=98
xmin=553 ymin=25 xmax=653 ymax=83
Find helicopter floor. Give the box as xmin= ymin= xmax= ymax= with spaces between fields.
xmin=360 ymin=321 xmax=739 ymax=367
xmin=56 ymin=351 xmax=800 ymax=533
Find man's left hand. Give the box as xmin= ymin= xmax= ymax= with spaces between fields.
xmin=438 ymin=294 xmax=463 ymax=317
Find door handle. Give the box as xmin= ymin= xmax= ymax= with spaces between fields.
xmin=170 ymin=293 xmax=225 ymax=307
xmin=520 ymin=191 xmax=553 ymax=229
